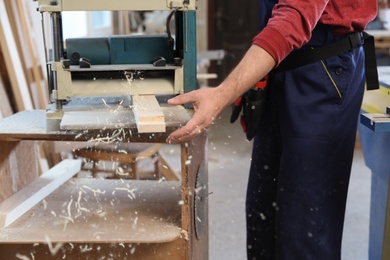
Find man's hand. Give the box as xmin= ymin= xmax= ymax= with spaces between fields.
xmin=166 ymin=87 xmax=229 ymax=143
xmin=166 ymin=45 xmax=276 ymax=143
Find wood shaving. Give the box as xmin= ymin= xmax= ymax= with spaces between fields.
xmin=15 ymin=254 xmax=30 ymax=260
xmin=79 ymin=244 xmax=93 ymax=253
xmin=81 ymin=185 xmax=106 ymax=196
xmin=76 ymin=191 xmax=90 ymax=217
xmin=114 ymin=187 xmax=137 ymax=199
xmin=101 ymin=98 xmax=110 ymax=108
xmin=45 ymin=235 xmax=64 ymax=256
xmin=180 ymin=230 xmax=189 ymax=241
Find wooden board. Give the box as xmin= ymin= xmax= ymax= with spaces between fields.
xmin=0 ymin=73 xmax=12 ymax=119
xmin=0 ymin=159 xmax=82 ymax=228
xmin=0 ymin=179 xmax=182 ymax=244
xmin=61 ymin=107 xmax=134 ymax=130
xmin=132 ymin=95 xmax=166 ymax=133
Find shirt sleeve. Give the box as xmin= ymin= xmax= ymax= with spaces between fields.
xmin=252 ymin=0 xmax=330 ymax=65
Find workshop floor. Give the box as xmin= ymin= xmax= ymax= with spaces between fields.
xmin=205 ymin=108 xmax=371 ymax=260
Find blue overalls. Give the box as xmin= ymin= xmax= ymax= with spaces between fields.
xmin=245 ymin=1 xmax=366 ymax=259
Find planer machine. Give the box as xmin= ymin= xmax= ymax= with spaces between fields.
xmin=34 ymin=0 xmax=197 ymax=131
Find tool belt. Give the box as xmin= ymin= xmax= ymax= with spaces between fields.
xmin=230 ymin=77 xmax=268 ymax=140
xmin=231 ymin=31 xmax=379 ymax=141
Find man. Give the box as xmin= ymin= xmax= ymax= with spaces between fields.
xmin=166 ymin=1 xmax=377 ymax=259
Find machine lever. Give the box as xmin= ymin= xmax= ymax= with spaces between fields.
xmin=79 ymin=57 xmax=91 ymax=68
xmin=152 ymin=56 xmax=166 ymax=67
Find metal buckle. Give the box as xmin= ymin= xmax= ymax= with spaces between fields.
xmin=348 ymin=32 xmax=364 ymax=48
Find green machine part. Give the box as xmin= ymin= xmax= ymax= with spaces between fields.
xmin=110 ymin=35 xmax=175 ymax=64
xmin=64 ymin=10 xmax=197 ymax=94
xmin=182 ymin=10 xmax=197 ymax=94
xmin=66 ymin=35 xmax=175 ymax=65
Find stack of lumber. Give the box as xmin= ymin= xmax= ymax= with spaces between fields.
xmin=0 ymin=0 xmax=49 ymax=188
xmin=0 ymin=0 xmax=48 ymax=119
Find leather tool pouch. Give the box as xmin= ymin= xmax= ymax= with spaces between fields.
xmin=230 ymin=84 xmax=267 ymax=141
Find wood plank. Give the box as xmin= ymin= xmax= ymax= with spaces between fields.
xmin=0 ymin=0 xmax=33 ymax=111
xmin=132 ymin=95 xmax=165 ymax=123
xmin=132 ymin=95 xmax=166 ymax=133
xmin=0 ymin=73 xmax=13 ymax=119
xmin=0 ymin=45 xmax=14 ymax=113
xmin=60 ymin=107 xmax=133 ymax=130
xmin=0 ymin=159 xmax=82 ymax=228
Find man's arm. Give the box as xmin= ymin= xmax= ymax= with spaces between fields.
xmin=166 ymin=45 xmax=276 ymax=143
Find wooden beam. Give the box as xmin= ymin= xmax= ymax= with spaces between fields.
xmin=0 ymin=159 xmax=81 ymax=228
xmin=0 ymin=0 xmax=33 ymax=111
xmin=132 ymin=95 xmax=166 ymax=133
xmin=0 ymin=73 xmax=12 ymax=119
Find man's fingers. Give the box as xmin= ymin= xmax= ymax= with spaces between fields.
xmin=168 ymin=91 xmax=196 ymax=106
xmin=166 ymin=126 xmax=206 ymax=143
xmin=166 ymin=114 xmax=210 ymax=143
xmin=167 ymin=121 xmax=201 ymax=141
xmin=165 ymin=88 xmax=222 ymax=143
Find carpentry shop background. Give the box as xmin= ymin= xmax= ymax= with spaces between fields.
xmin=0 ymin=0 xmax=390 ymax=260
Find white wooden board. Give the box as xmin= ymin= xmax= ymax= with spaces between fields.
xmin=0 ymin=159 xmax=82 ymax=228
xmin=60 ymin=107 xmax=133 ymax=130
xmin=132 ymin=95 xmax=165 ymax=133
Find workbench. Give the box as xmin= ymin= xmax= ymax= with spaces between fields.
xmin=0 ymin=107 xmax=208 ymax=259
xmin=359 ymin=66 xmax=390 ymax=260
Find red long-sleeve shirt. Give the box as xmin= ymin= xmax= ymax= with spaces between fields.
xmin=252 ymin=1 xmax=378 ymax=65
